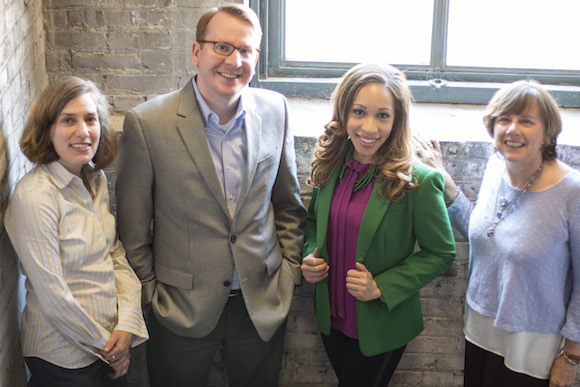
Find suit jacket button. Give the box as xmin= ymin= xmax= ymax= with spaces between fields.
xmin=223 ymin=281 xmax=231 ymax=287
xmin=230 ymin=235 xmax=237 ymax=243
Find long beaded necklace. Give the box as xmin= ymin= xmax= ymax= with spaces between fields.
xmin=487 ymin=161 xmax=543 ymax=238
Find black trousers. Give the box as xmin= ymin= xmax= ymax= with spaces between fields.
xmin=26 ymin=357 xmax=126 ymax=387
xmin=321 ymin=328 xmax=406 ymax=387
xmin=464 ymin=339 xmax=550 ymax=387
xmin=146 ymin=293 xmax=286 ymax=387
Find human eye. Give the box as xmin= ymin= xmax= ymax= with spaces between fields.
xmin=214 ymin=42 xmax=233 ymax=55
xmin=352 ymin=108 xmax=366 ymax=117
xmin=496 ymin=116 xmax=511 ymax=124
xmin=239 ymin=47 xmax=254 ymax=58
xmin=86 ymin=116 xmax=99 ymax=124
xmin=377 ymin=112 xmax=391 ymax=120
xmin=61 ymin=116 xmax=74 ymax=125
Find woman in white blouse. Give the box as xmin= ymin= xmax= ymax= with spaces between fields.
xmin=4 ymin=77 xmax=148 ymax=387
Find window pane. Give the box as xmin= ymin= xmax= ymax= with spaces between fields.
xmin=285 ymin=0 xmax=434 ymax=65
xmin=447 ymin=0 xmax=580 ymax=70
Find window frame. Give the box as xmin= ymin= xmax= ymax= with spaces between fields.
xmin=250 ymin=0 xmax=580 ymax=107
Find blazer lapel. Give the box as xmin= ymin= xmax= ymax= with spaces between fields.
xmin=316 ymin=164 xmax=340 ymax=261
xmin=356 ymin=182 xmax=390 ymax=262
xmin=234 ymin=106 xmax=261 ymax=219
xmin=174 ymin=81 xmax=231 ymax=219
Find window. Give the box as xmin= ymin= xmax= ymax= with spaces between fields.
xmin=250 ymin=0 xmax=580 ymax=107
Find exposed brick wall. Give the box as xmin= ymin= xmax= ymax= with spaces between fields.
xmin=43 ymin=0 xmax=241 ymax=119
xmin=0 ymin=0 xmax=48 ymax=385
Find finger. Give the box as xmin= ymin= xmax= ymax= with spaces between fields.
xmin=313 ymin=247 xmax=318 ymax=258
xmin=302 ymin=257 xmax=326 ymax=266
xmin=431 ymin=139 xmax=442 ymax=152
xmin=355 ymin=262 xmax=368 ymax=272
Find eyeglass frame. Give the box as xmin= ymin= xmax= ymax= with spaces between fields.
xmin=198 ymin=40 xmax=261 ymax=59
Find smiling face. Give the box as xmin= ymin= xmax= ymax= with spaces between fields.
xmin=494 ymin=100 xmax=545 ymax=169
xmin=50 ymin=93 xmax=101 ymax=176
xmin=191 ymin=12 xmax=261 ymax=112
xmin=346 ymin=83 xmax=395 ymax=164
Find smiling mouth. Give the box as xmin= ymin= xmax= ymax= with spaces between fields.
xmin=70 ymin=143 xmax=91 ymax=149
xmin=220 ymin=72 xmax=239 ymax=79
xmin=357 ymin=135 xmax=379 ymax=146
xmin=505 ymin=141 xmax=524 ymax=147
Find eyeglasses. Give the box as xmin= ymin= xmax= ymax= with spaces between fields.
xmin=198 ymin=41 xmax=260 ymax=59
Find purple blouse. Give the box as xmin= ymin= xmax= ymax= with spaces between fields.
xmin=327 ymin=157 xmax=376 ymax=339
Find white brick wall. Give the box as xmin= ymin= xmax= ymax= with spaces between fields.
xmin=0 ymin=0 xmax=47 ymax=385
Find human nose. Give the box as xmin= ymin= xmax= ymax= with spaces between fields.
xmin=224 ymin=49 xmax=242 ymax=66
xmin=75 ymin=121 xmax=91 ymax=137
xmin=360 ymin=116 xmax=378 ymax=134
xmin=506 ymin=119 xmax=519 ymax=133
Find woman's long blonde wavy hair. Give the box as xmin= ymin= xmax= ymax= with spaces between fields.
xmin=309 ymin=63 xmax=415 ymax=202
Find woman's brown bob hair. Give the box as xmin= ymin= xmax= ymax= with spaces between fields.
xmin=483 ymin=80 xmax=562 ymax=160
xmin=309 ymin=63 xmax=415 ymax=202
xmin=20 ymin=76 xmax=117 ymax=171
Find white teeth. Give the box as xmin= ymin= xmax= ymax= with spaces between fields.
xmin=359 ymin=137 xmax=376 ymax=144
xmin=71 ymin=144 xmax=89 ymax=149
xmin=505 ymin=141 xmax=523 ymax=147
xmin=221 ymin=73 xmax=238 ymax=79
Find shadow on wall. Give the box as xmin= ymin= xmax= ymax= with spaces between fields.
xmin=0 ymin=122 xmax=27 ymax=386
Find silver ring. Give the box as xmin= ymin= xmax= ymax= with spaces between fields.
xmin=111 ymin=355 xmax=116 ymax=361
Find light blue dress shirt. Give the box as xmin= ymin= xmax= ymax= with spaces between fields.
xmin=193 ymin=78 xmax=246 ymax=289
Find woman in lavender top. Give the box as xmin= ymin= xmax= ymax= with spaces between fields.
xmin=415 ymin=81 xmax=580 ymax=387
xmin=301 ymin=63 xmax=456 ymax=386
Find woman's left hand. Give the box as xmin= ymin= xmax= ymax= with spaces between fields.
xmin=549 ymin=355 xmax=577 ymax=387
xmin=346 ymin=263 xmax=382 ymax=302
xmin=100 ymin=330 xmax=133 ymax=374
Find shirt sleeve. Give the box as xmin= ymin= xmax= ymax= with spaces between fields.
xmin=4 ymin=188 xmax=110 ymax=352
xmin=110 ymin=239 xmax=149 ymax=346
xmin=560 ymin=190 xmax=580 ymax=342
xmin=447 ymin=190 xmax=473 ymax=238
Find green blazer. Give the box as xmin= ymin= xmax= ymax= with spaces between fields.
xmin=303 ymin=160 xmax=456 ymax=356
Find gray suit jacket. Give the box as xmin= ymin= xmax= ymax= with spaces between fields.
xmin=116 ymin=79 xmax=306 ymax=341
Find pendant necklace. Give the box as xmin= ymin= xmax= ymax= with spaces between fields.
xmin=487 ymin=161 xmax=543 ymax=238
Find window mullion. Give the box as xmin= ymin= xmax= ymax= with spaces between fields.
xmin=430 ymin=0 xmax=449 ymax=77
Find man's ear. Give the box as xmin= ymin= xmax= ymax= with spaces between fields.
xmin=191 ymin=41 xmax=201 ymax=66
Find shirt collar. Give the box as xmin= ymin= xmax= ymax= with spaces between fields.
xmin=191 ymin=76 xmax=246 ymax=127
xmin=45 ymin=161 xmax=98 ymax=189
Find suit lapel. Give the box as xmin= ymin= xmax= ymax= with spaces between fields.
xmin=356 ymin=182 xmax=390 ymax=262
xmin=234 ymin=103 xmax=261 ymax=219
xmin=316 ymin=164 xmax=340 ymax=261
xmin=174 ymin=81 xmax=231 ymax=219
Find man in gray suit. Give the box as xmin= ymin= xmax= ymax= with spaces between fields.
xmin=116 ymin=4 xmax=306 ymax=386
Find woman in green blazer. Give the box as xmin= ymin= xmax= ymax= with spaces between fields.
xmin=302 ymin=63 xmax=456 ymax=386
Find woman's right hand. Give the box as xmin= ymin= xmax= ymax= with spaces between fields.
xmin=413 ymin=134 xmax=460 ymax=202
xmin=301 ymin=248 xmax=330 ymax=284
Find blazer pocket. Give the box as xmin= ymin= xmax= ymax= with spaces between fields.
xmin=257 ymin=146 xmax=280 ymax=165
xmin=264 ymin=249 xmax=283 ymax=276
xmin=155 ymin=262 xmax=194 ymax=289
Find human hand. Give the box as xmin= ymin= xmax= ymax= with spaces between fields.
xmin=301 ymin=248 xmax=330 ymax=284
xmin=413 ymin=133 xmax=446 ymax=171
xmin=108 ymin=352 xmax=131 ymax=380
xmin=100 ymin=330 xmax=133 ymax=378
xmin=549 ymin=355 xmax=577 ymax=387
xmin=413 ymin=134 xmax=459 ymax=201
xmin=346 ymin=263 xmax=381 ymax=302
